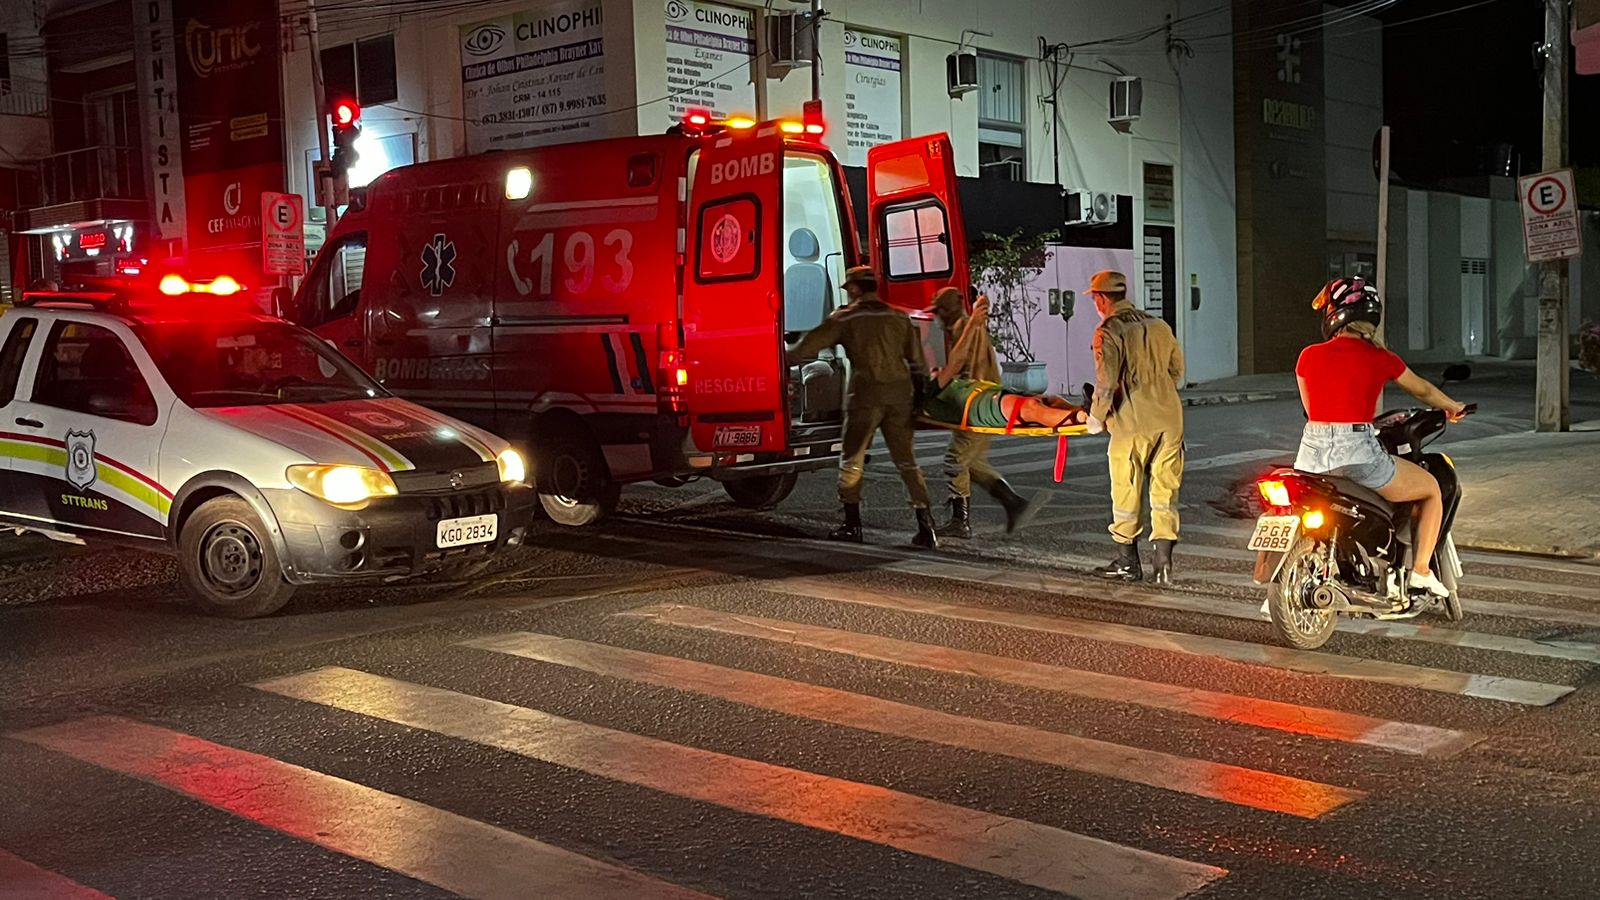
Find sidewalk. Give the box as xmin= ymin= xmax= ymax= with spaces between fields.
xmin=1181 ymin=373 xmax=1296 ymax=407
xmin=1448 ymin=421 xmax=1600 ymax=559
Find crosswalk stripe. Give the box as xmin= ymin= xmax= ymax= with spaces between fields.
xmin=12 ymin=716 xmax=710 ymax=900
xmin=256 ymin=666 xmax=1227 ymax=900
xmin=766 ymin=578 xmax=1575 ymax=706
xmin=0 ymin=849 xmax=113 ymax=900
xmin=463 ymin=631 xmax=1362 ymax=818
xmin=619 ymin=604 xmax=1480 ymax=758
xmin=881 ymin=557 xmax=1600 ymax=664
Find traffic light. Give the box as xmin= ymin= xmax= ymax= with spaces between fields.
xmin=330 ymin=98 xmax=361 ymax=182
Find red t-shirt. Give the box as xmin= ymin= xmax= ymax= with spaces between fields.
xmin=1295 ymin=336 xmax=1407 ymax=422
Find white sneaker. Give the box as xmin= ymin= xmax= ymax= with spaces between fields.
xmin=1409 ymin=570 xmax=1450 ymax=599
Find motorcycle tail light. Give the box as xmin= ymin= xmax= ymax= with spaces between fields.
xmin=1258 ymin=479 xmax=1292 ymax=508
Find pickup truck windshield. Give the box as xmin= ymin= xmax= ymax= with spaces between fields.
xmin=138 ymin=320 xmax=386 ymax=408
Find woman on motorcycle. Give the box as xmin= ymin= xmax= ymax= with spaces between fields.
xmin=1295 ymin=278 xmax=1468 ymax=600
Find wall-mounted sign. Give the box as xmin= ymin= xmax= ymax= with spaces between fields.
xmin=842 ymin=29 xmax=902 ymax=167
xmin=663 ymin=0 xmax=755 ymax=127
xmin=460 ymin=1 xmax=612 ymax=153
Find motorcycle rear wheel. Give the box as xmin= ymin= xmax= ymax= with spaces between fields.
xmin=1268 ymin=536 xmax=1337 ymax=650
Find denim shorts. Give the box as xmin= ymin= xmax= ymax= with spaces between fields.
xmin=1294 ymin=423 xmax=1397 ymax=490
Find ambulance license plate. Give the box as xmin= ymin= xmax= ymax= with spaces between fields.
xmin=1247 ymin=515 xmax=1300 ymax=552
xmin=713 ymin=425 xmax=762 ymax=448
xmin=437 ymin=514 xmax=497 ymax=549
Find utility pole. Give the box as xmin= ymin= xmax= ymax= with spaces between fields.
xmin=306 ymin=0 xmax=338 ymax=233
xmin=810 ymin=0 xmax=822 ymax=104
xmin=1536 ymin=0 xmax=1571 ymax=432
xmin=1374 ymin=125 xmax=1392 ymax=349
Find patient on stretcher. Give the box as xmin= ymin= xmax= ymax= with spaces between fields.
xmin=920 ymin=294 xmax=1089 ymax=431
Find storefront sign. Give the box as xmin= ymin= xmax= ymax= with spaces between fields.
xmin=174 ymin=0 xmax=285 ymax=259
xmin=663 ymin=0 xmax=755 ymax=127
xmin=133 ymin=0 xmax=186 ymax=247
xmin=842 ymin=29 xmax=902 ymax=166
xmin=460 ymin=1 xmax=611 ymax=153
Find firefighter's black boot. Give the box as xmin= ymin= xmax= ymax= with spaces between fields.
xmin=911 ymin=507 xmax=939 ymax=550
xmin=829 ymin=503 xmax=863 ymax=543
xmin=937 ymin=496 xmax=972 ymax=539
xmin=1094 ymin=539 xmax=1142 ymax=582
xmin=1151 ymin=539 xmax=1176 ymax=585
xmin=989 ymin=479 xmax=1040 ymax=534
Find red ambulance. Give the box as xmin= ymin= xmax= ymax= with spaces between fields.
xmin=288 ymin=110 xmax=969 ymax=525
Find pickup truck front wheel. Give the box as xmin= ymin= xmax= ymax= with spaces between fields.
xmin=178 ymin=496 xmax=296 ymax=618
xmin=535 ymin=429 xmax=619 ymax=527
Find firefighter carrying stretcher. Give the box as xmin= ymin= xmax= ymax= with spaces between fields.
xmin=787 ymin=265 xmax=939 ymax=549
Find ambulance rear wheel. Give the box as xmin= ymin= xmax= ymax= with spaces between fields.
xmin=536 ymin=431 xmax=619 ymax=527
xmin=178 ymin=496 xmax=296 ymax=619
xmin=722 ymin=473 xmax=798 ymax=510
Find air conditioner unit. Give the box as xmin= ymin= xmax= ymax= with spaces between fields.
xmin=947 ymin=51 xmax=978 ymax=97
xmin=767 ymin=12 xmax=817 ymax=76
xmin=1065 ymin=190 xmax=1118 ymax=226
xmin=1109 ymin=76 xmax=1142 ymax=125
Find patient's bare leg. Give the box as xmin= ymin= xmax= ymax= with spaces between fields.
xmin=998 ymin=394 xmax=1084 ymax=428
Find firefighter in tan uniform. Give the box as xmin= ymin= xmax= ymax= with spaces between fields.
xmin=1084 ymin=270 xmax=1186 ymax=583
xmin=789 ymin=266 xmax=938 ymax=549
xmin=928 ymin=287 xmax=1036 ymax=538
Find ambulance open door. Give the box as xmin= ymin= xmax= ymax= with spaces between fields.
xmin=681 ymin=131 xmax=789 ymax=454
xmin=865 ymin=135 xmax=971 ymax=314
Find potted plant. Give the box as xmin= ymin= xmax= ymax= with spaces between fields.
xmin=970 ymin=228 xmax=1059 ymax=393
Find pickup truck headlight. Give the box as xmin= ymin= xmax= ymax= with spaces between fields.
xmin=496 ymin=448 xmax=527 ymax=484
xmin=287 ymin=464 xmax=399 ymax=507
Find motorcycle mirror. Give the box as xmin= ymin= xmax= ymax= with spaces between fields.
xmin=1440 ymin=363 xmax=1471 ymax=384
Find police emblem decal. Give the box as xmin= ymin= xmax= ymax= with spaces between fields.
xmin=710 ymin=213 xmax=742 ymax=264
xmin=65 ymin=430 xmax=97 ymax=491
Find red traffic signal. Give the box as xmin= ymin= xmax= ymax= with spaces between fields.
xmin=333 ymin=99 xmax=360 ymax=127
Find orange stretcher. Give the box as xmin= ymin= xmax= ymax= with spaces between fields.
xmin=916 ymin=389 xmax=1090 ymax=483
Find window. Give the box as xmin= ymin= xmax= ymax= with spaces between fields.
xmin=34 ymin=322 xmax=157 ymax=425
xmin=0 ymin=33 xmax=11 ymax=88
xmin=321 ymin=34 xmax=398 ymax=107
xmin=695 ymin=196 xmax=762 ymax=282
xmin=881 ymin=201 xmax=951 ymax=279
xmin=0 ymin=318 xmax=38 ymax=405
xmin=300 ymin=234 xmax=367 ymax=327
xmin=137 ymin=321 xmax=383 ymax=408
xmin=977 ymin=53 xmax=1025 ymax=181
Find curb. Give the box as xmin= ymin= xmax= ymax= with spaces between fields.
xmin=1181 ymin=391 xmax=1291 ymax=408
xmin=1453 ymin=537 xmax=1600 ymax=562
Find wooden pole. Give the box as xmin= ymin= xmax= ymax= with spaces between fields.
xmin=1536 ymin=0 xmax=1571 ymax=432
xmin=1374 ymin=125 xmax=1391 ymax=348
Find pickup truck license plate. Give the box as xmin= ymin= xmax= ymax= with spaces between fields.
xmin=1247 ymin=515 xmax=1300 ymax=552
xmin=437 ymin=514 xmax=497 ymax=549
xmin=713 ymin=425 xmax=762 ymax=448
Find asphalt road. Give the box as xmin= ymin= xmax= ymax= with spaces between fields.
xmin=3 ymin=377 xmax=1599 ymax=899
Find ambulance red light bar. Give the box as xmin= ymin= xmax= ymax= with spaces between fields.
xmin=159 ymin=274 xmax=244 ymax=297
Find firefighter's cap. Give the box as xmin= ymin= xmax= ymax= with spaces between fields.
xmin=843 ymin=265 xmax=878 ymax=289
xmin=1088 ymin=270 xmax=1127 ymax=295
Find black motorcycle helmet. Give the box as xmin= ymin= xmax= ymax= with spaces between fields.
xmin=1313 ymin=277 xmax=1383 ymax=339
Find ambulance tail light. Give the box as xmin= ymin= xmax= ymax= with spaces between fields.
xmin=657 ymin=323 xmax=689 ymax=415
xmin=682 ymin=107 xmax=713 ymax=136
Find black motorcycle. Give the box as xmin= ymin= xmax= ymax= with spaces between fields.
xmin=1250 ymin=403 xmax=1476 ymax=649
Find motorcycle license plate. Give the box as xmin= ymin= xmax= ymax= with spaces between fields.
xmin=1248 ymin=515 xmax=1300 ymax=552
xmin=713 ymin=425 xmax=762 ymax=448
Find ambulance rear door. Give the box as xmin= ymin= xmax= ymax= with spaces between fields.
xmin=865 ymin=135 xmax=971 ymax=314
xmin=681 ymin=131 xmax=788 ymax=454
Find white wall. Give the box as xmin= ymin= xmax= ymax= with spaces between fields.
xmin=1322 ymin=6 xmax=1382 ymax=245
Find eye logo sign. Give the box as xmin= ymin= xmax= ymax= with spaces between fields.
xmin=843 ymin=30 xmax=858 ymax=47
xmin=65 ymin=430 xmax=97 ymax=491
xmin=421 ymin=234 xmax=458 ymax=297
xmin=463 ymin=24 xmax=506 ymax=57
xmin=665 ymin=0 xmax=689 ymax=22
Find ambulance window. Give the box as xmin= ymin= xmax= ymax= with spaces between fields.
xmin=34 ymin=322 xmax=157 ymax=426
xmin=0 ymin=318 xmax=39 ymax=405
xmin=782 ymin=153 xmax=847 ymax=322
xmin=881 ymin=201 xmax=952 ymax=279
xmin=695 ymin=195 xmax=761 ymax=282
xmin=305 ymin=234 xmax=367 ymax=326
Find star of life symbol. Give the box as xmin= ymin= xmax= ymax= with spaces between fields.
xmin=421 ymin=234 xmax=457 ymax=298
xmin=1276 ymin=33 xmax=1302 ymax=84
xmin=65 ymin=429 xmax=97 ymax=491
